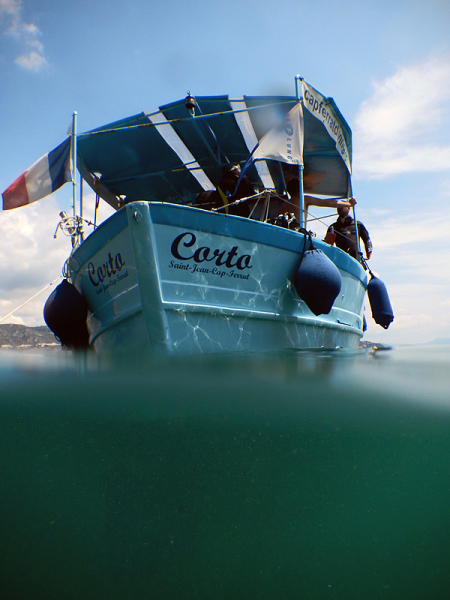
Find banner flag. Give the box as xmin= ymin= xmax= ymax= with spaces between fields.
xmin=301 ymin=80 xmax=351 ymax=173
xmin=233 ymin=103 xmax=304 ymax=195
xmin=2 ymin=138 xmax=72 ymax=210
xmin=252 ymin=102 xmax=304 ymax=166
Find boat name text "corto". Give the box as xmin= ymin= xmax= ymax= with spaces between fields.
xmin=88 ymin=252 xmax=126 ymax=286
xmin=171 ymin=232 xmax=252 ymax=270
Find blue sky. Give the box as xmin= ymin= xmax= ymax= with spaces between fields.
xmin=0 ymin=0 xmax=449 ymax=345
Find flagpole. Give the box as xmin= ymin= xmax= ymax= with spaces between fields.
xmin=71 ymin=112 xmax=77 ymax=221
xmin=295 ymin=75 xmax=301 ymax=101
xmin=295 ymin=76 xmax=306 ymax=228
xmin=79 ymin=161 xmax=84 ymax=242
xmin=298 ymin=164 xmax=305 ymax=228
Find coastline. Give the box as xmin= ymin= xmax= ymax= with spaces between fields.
xmin=0 ymin=324 xmax=60 ymax=351
xmin=0 ymin=324 xmax=384 ymax=352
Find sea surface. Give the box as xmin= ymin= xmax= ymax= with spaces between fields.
xmin=1 ymin=344 xmax=450 ymax=599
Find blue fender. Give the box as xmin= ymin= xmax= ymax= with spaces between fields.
xmin=294 ymin=249 xmax=342 ymax=316
xmin=367 ymin=276 xmax=394 ymax=329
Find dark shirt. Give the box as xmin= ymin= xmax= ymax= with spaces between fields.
xmin=328 ymin=216 xmax=372 ymax=259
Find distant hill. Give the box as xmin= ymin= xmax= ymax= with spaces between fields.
xmin=358 ymin=340 xmax=390 ymax=349
xmin=427 ymin=338 xmax=450 ymax=346
xmin=0 ymin=324 xmax=60 ymax=350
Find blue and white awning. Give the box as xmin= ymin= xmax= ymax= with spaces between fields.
xmin=76 ymin=82 xmax=353 ymax=208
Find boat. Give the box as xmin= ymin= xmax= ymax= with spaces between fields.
xmin=7 ymin=77 xmax=394 ymax=353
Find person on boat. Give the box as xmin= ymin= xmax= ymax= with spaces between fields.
xmin=194 ymin=164 xmax=254 ymax=216
xmin=325 ymin=204 xmax=372 ymax=260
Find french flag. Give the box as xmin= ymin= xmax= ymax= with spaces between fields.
xmin=2 ymin=138 xmax=72 ymax=210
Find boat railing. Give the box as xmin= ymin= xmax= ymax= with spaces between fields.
xmin=212 ymin=189 xmax=296 ymax=223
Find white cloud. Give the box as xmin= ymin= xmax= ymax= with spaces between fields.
xmin=0 ymin=0 xmax=21 ymax=33
xmin=354 ymin=194 xmax=450 ymax=346
xmin=368 ymin=211 xmax=449 ymax=250
xmin=0 ymin=0 xmax=47 ymax=71
xmin=0 ymin=199 xmax=72 ymax=325
xmin=363 ymin=279 xmax=450 ymax=346
xmin=15 ymin=49 xmax=47 ymax=71
xmin=0 ymin=193 xmax=115 ymax=326
xmin=438 ymin=178 xmax=450 ymax=197
xmin=20 ymin=20 xmax=38 ymax=36
xmin=353 ymin=55 xmax=450 ymax=178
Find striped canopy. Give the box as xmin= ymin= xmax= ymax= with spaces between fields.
xmin=76 ymin=86 xmax=352 ymax=210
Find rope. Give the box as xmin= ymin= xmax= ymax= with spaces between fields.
xmin=212 ymin=192 xmax=357 ymax=260
xmin=217 ymin=186 xmax=229 ymax=214
xmin=297 ymin=228 xmax=315 ymax=271
xmin=306 ymin=209 xmax=357 ymax=245
xmin=213 ymin=191 xmax=286 ymax=213
xmin=248 ymin=195 xmax=262 ymax=219
xmin=77 ymin=100 xmax=296 ymax=139
xmin=213 ymin=191 xmax=275 ymax=212
xmin=306 ymin=213 xmax=337 ymax=222
xmin=360 ymin=255 xmax=372 ymax=275
xmin=0 ymin=276 xmax=63 ymax=324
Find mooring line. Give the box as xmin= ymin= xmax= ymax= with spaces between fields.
xmin=0 ymin=276 xmax=63 ymax=324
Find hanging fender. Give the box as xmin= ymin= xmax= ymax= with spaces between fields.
xmin=367 ymin=275 xmax=394 ymax=329
xmin=294 ymin=247 xmax=342 ymax=316
xmin=43 ymin=279 xmax=90 ymax=348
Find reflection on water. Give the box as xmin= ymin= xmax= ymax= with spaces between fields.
xmin=1 ymin=345 xmax=450 ymax=599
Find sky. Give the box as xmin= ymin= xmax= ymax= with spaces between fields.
xmin=0 ymin=0 xmax=449 ymax=346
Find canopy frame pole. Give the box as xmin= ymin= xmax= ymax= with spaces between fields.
xmin=191 ymin=119 xmax=224 ymax=166
xmin=348 ymin=178 xmax=361 ymax=262
xmin=189 ymin=102 xmax=228 ymax=167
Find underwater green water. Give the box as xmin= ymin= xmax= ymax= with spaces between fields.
xmin=1 ymin=345 xmax=450 ymax=599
